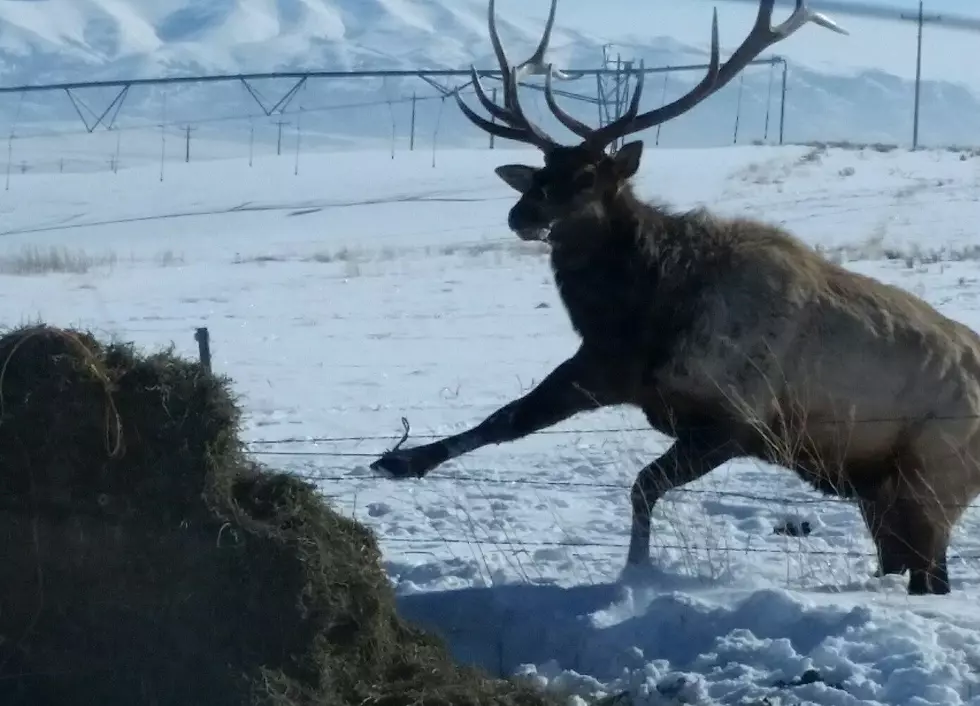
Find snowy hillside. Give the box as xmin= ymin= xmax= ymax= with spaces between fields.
xmin=0 ymin=0 xmax=978 ymax=148
xmin=0 ymin=0 xmax=539 ymax=79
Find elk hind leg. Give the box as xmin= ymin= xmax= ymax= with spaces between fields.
xmin=898 ymin=495 xmax=951 ymax=595
xmin=861 ymin=469 xmax=953 ymax=596
xmin=897 ymin=436 xmax=971 ymax=595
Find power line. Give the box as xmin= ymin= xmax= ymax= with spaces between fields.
xmin=706 ymin=0 xmax=980 ymax=32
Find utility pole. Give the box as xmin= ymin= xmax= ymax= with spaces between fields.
xmin=275 ymin=120 xmax=290 ymax=156
xmin=409 ymin=92 xmax=416 ymax=151
xmin=183 ymin=124 xmax=196 ymax=162
xmin=899 ymin=0 xmax=942 ymax=150
xmin=489 ymin=87 xmax=497 ymax=150
xmin=655 ymin=69 xmax=669 ymax=146
xmin=248 ymin=120 xmax=254 ymax=167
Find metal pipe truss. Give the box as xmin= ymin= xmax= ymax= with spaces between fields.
xmin=64 ymin=84 xmax=130 ymax=132
xmin=0 ymin=59 xmax=784 ymax=135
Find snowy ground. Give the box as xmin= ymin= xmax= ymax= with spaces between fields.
xmin=4 ymin=137 xmax=980 ymax=705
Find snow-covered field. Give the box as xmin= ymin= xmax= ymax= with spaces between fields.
xmin=5 ymin=138 xmax=980 ymax=705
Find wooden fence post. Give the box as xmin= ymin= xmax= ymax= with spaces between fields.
xmin=194 ymin=327 xmax=212 ymax=373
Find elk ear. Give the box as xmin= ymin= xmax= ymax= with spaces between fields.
xmin=494 ymin=164 xmax=537 ymax=194
xmin=612 ymin=141 xmax=644 ymax=180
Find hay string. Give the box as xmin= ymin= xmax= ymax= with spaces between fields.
xmin=0 ymin=326 xmax=124 ymax=458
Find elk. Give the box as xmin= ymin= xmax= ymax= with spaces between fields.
xmin=371 ymin=0 xmax=980 ymax=596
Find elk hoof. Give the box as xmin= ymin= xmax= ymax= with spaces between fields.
xmin=370 ymin=449 xmax=430 ymax=479
xmin=907 ymin=568 xmax=951 ymax=595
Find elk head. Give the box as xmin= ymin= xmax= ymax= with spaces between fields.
xmin=456 ymin=0 xmax=847 ymax=242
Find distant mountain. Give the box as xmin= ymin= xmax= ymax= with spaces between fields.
xmin=0 ymin=0 xmax=976 ymax=150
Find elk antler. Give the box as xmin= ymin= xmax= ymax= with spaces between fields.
xmin=574 ymin=0 xmax=848 ymax=152
xmin=458 ymin=0 xmax=847 ymax=154
xmin=455 ymin=0 xmax=573 ymax=152
xmin=509 ymin=0 xmax=584 ymax=82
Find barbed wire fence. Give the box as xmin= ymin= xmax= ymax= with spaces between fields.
xmin=235 ymin=421 xmax=980 ymax=590
xmin=184 ymin=319 xmax=977 ymax=591
xmin=165 ymin=332 xmax=980 ymax=593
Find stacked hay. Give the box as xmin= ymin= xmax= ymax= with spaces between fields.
xmin=0 ymin=324 xmax=559 ymax=706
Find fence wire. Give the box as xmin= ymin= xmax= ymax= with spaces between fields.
xmin=247 ymin=411 xmax=980 ymax=448
xmin=236 ymin=419 xmax=980 ymax=573
xmin=243 ymin=420 xmax=980 ymax=513
xmin=379 ymin=535 xmax=980 ymax=562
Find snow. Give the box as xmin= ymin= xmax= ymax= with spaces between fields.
xmin=4 ymin=137 xmax=980 ymax=705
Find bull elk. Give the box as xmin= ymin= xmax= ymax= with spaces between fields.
xmin=371 ymin=0 xmax=980 ymax=595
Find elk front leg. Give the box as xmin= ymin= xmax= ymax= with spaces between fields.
xmin=627 ymin=430 xmax=741 ymax=565
xmin=371 ymin=350 xmax=610 ymax=480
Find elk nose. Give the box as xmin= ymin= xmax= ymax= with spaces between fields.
xmin=508 ymin=201 xmax=545 ymax=234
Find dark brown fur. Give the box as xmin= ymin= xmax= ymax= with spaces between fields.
xmin=372 ymin=142 xmax=980 ymax=595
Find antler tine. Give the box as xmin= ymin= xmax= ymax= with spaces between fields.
xmin=769 ymin=0 xmax=849 ymax=38
xmin=501 ymin=66 xmax=560 ymax=147
xmin=454 ymin=0 xmax=561 ymax=151
xmin=584 ymin=1 xmax=848 ymax=152
xmin=584 ymin=13 xmax=720 ymax=151
xmin=486 ymin=0 xmax=518 ymax=109
xmin=468 ymin=66 xmax=517 ymax=125
xmin=512 ymin=0 xmax=594 ymax=140
xmin=514 ymin=0 xmax=587 ymax=82
xmin=456 ymin=67 xmax=559 ymax=150
xmin=544 ymin=66 xmax=595 ymax=139
xmin=454 ymin=86 xmax=556 ymax=149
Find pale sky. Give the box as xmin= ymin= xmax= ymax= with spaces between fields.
xmin=496 ymin=0 xmax=977 ymax=89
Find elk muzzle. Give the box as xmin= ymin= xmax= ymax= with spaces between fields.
xmin=507 ymin=200 xmax=550 ymax=241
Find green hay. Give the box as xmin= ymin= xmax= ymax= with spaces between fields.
xmin=0 ymin=324 xmax=560 ymax=706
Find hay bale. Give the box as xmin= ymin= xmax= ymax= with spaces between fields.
xmin=0 ymin=324 xmax=559 ymax=706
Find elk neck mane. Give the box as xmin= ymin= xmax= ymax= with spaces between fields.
xmin=545 ymin=179 xmax=740 ymax=348
xmin=547 ymin=177 xmax=743 ymax=285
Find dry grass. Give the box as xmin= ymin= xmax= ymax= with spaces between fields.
xmin=155 ymin=249 xmax=184 ymax=267
xmin=231 ymin=239 xmax=549 ymax=274
xmin=0 ymin=245 xmax=117 ymax=275
xmin=798 ymin=145 xmax=826 ymax=164
xmin=789 ymin=140 xmax=980 ymax=158
xmin=434 ymin=240 xmax=549 ymax=258
xmin=801 ymin=140 xmax=899 ymax=153
xmin=814 ymin=223 xmax=980 ymax=267
xmin=0 ymin=246 xmax=184 ymax=276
